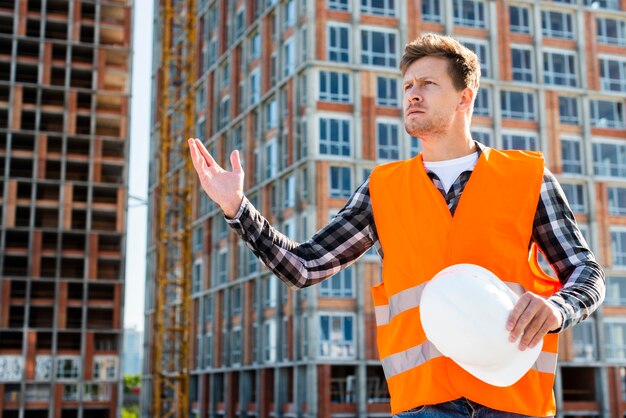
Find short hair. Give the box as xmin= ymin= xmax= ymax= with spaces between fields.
xmin=399 ymin=33 xmax=480 ymax=92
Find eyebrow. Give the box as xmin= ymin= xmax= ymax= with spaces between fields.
xmin=402 ymin=76 xmax=435 ymax=86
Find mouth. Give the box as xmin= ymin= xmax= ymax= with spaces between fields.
xmin=407 ymin=109 xmax=425 ymax=117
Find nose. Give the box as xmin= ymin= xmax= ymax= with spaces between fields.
xmin=405 ymin=85 xmax=422 ymax=105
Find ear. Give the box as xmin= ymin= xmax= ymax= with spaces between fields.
xmin=457 ymin=87 xmax=475 ymax=112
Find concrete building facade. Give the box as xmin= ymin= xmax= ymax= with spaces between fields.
xmin=0 ymin=0 xmax=132 ymax=417
xmin=146 ymin=0 xmax=626 ymax=416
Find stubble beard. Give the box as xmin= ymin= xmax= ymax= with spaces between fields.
xmin=404 ymin=113 xmax=451 ymax=139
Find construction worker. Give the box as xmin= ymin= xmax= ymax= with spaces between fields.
xmin=188 ymin=33 xmax=605 ymax=417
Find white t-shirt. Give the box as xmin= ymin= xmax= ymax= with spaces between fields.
xmin=422 ymin=152 xmax=479 ymax=194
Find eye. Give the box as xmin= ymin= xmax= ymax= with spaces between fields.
xmin=403 ymin=83 xmax=412 ymax=91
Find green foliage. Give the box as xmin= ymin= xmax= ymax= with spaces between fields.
xmin=121 ymin=405 xmax=140 ymax=418
xmin=124 ymin=374 xmax=141 ymax=393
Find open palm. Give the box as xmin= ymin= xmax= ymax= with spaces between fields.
xmin=188 ymin=138 xmax=244 ymax=218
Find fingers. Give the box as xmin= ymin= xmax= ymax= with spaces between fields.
xmin=230 ymin=150 xmax=243 ymax=173
xmin=188 ymin=138 xmax=209 ymax=174
xmin=191 ymin=138 xmax=220 ymax=170
xmin=506 ymin=293 xmax=532 ymax=341
xmin=506 ymin=292 xmax=561 ymax=351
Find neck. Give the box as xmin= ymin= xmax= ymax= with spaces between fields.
xmin=421 ymin=135 xmax=476 ymax=162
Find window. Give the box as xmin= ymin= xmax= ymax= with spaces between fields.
xmin=561 ymin=137 xmax=583 ymax=174
xmin=600 ymin=57 xmax=626 ymax=92
xmin=585 ymin=0 xmax=620 ymax=10
xmin=361 ymin=0 xmax=396 ymax=16
xmin=319 ymin=71 xmax=351 ymax=103
xmin=597 ymin=17 xmax=626 ymax=46
xmin=63 ymin=384 xmax=79 ymax=401
xmin=541 ymin=10 xmax=574 ymax=39
xmin=232 ymin=286 xmax=242 ymax=315
xmin=204 ymin=333 xmax=213 ymax=368
xmin=501 ymin=91 xmax=535 ymax=120
xmin=265 ymin=98 xmax=277 ymax=130
xmin=561 ymin=183 xmax=586 ymax=213
xmin=328 ymin=0 xmax=349 ymax=11
xmin=361 ymin=29 xmax=397 ymax=68
xmin=462 ymin=40 xmax=490 ymax=78
xmin=605 ymin=319 xmax=626 ymax=361
xmin=591 ymin=100 xmax=624 ymax=129
xmin=25 ymin=384 xmax=51 ymax=402
xmin=607 ymin=276 xmax=626 ymax=305
xmin=216 ymin=248 xmax=228 ymax=284
xmin=502 ymin=133 xmax=538 ymax=151
xmin=329 ymin=166 xmax=352 ymax=198
xmin=559 ymin=96 xmax=580 ymax=125
xmin=544 ymin=51 xmax=577 ymax=87
xmin=594 ymin=141 xmax=626 ymax=178
xmin=192 ymin=260 xmax=202 ymax=293
xmin=472 ymin=129 xmax=492 ymax=147
xmin=84 ymin=383 xmax=110 ymax=401
xmin=0 ymin=356 xmax=23 ymax=381
xmin=410 ymin=137 xmax=422 ymax=157
xmin=283 ymin=38 xmax=295 ymax=77
xmin=328 ymin=24 xmax=350 ymax=63
xmin=232 ymin=327 xmax=242 ymax=365
xmin=320 ymin=266 xmax=354 ymax=297
xmin=264 ymin=319 xmax=277 ymax=363
xmin=219 ymin=96 xmax=230 ymax=129
xmin=204 ymin=295 xmax=213 ymax=323
xmin=283 ymin=175 xmax=296 ymax=208
xmin=319 ymin=117 xmax=351 ymax=156
xmin=473 ymin=87 xmax=490 ymax=116
xmin=376 ymin=76 xmax=399 ymax=107
xmin=56 ymin=356 xmax=80 ymax=380
xmin=93 ymin=356 xmax=118 ymax=381
xmin=284 ymin=0 xmax=296 ymax=29
xmin=510 ymin=5 xmax=531 ymax=34
xmin=248 ymin=70 xmax=260 ymax=106
xmin=221 ymin=62 xmax=230 ymax=88
xmin=511 ymin=47 xmax=534 ymax=82
xmin=235 ymin=8 xmax=245 ymax=38
xmin=422 ymin=0 xmax=442 ymax=22
xmin=609 ymin=187 xmax=626 ymax=216
xmin=208 ymin=38 xmax=217 ymax=67
xmin=377 ymin=121 xmax=400 ymax=160
xmin=453 ymin=0 xmax=486 ymax=28
xmin=612 ymin=229 xmax=626 ymax=267
xmin=572 ymin=319 xmax=597 ymax=361
xmin=250 ymin=32 xmax=261 ymax=60
xmin=35 ymin=356 xmax=52 ymax=381
xmin=264 ymin=275 xmax=278 ymax=307
xmin=320 ymin=314 xmax=355 ymax=358
xmin=265 ymin=139 xmax=278 ymax=179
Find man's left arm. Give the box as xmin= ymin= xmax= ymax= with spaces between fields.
xmin=507 ymin=168 xmax=606 ymax=350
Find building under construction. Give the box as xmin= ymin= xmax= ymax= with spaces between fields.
xmin=145 ymin=0 xmax=626 ymax=416
xmin=0 ymin=0 xmax=132 ymax=417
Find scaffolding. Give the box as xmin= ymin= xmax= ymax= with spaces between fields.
xmin=152 ymin=0 xmax=197 ymax=416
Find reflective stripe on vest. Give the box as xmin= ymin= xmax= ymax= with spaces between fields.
xmin=374 ymin=281 xmax=526 ymax=326
xmin=374 ymin=280 xmax=558 ymax=380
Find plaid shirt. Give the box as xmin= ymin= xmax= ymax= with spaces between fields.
xmin=227 ymin=145 xmax=605 ymax=332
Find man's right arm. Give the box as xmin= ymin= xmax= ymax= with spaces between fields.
xmin=226 ymin=179 xmax=379 ymax=289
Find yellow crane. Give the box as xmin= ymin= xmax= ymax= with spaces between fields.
xmin=152 ymin=0 xmax=196 ymax=416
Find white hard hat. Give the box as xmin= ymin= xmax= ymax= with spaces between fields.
xmin=420 ymin=264 xmax=542 ymax=387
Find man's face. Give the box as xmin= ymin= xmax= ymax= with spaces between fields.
xmin=402 ymin=56 xmax=464 ymax=139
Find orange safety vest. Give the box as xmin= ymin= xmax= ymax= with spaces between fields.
xmin=369 ymin=147 xmax=561 ymax=416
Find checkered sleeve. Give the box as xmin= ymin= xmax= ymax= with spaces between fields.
xmin=534 ymin=168 xmax=606 ymax=332
xmin=226 ymin=180 xmax=379 ymax=289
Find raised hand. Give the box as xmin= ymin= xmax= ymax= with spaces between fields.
xmin=188 ymin=138 xmax=244 ymax=218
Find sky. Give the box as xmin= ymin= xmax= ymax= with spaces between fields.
xmin=124 ymin=1 xmax=153 ymax=331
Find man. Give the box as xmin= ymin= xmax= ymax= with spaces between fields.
xmin=188 ymin=33 xmax=604 ymax=417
